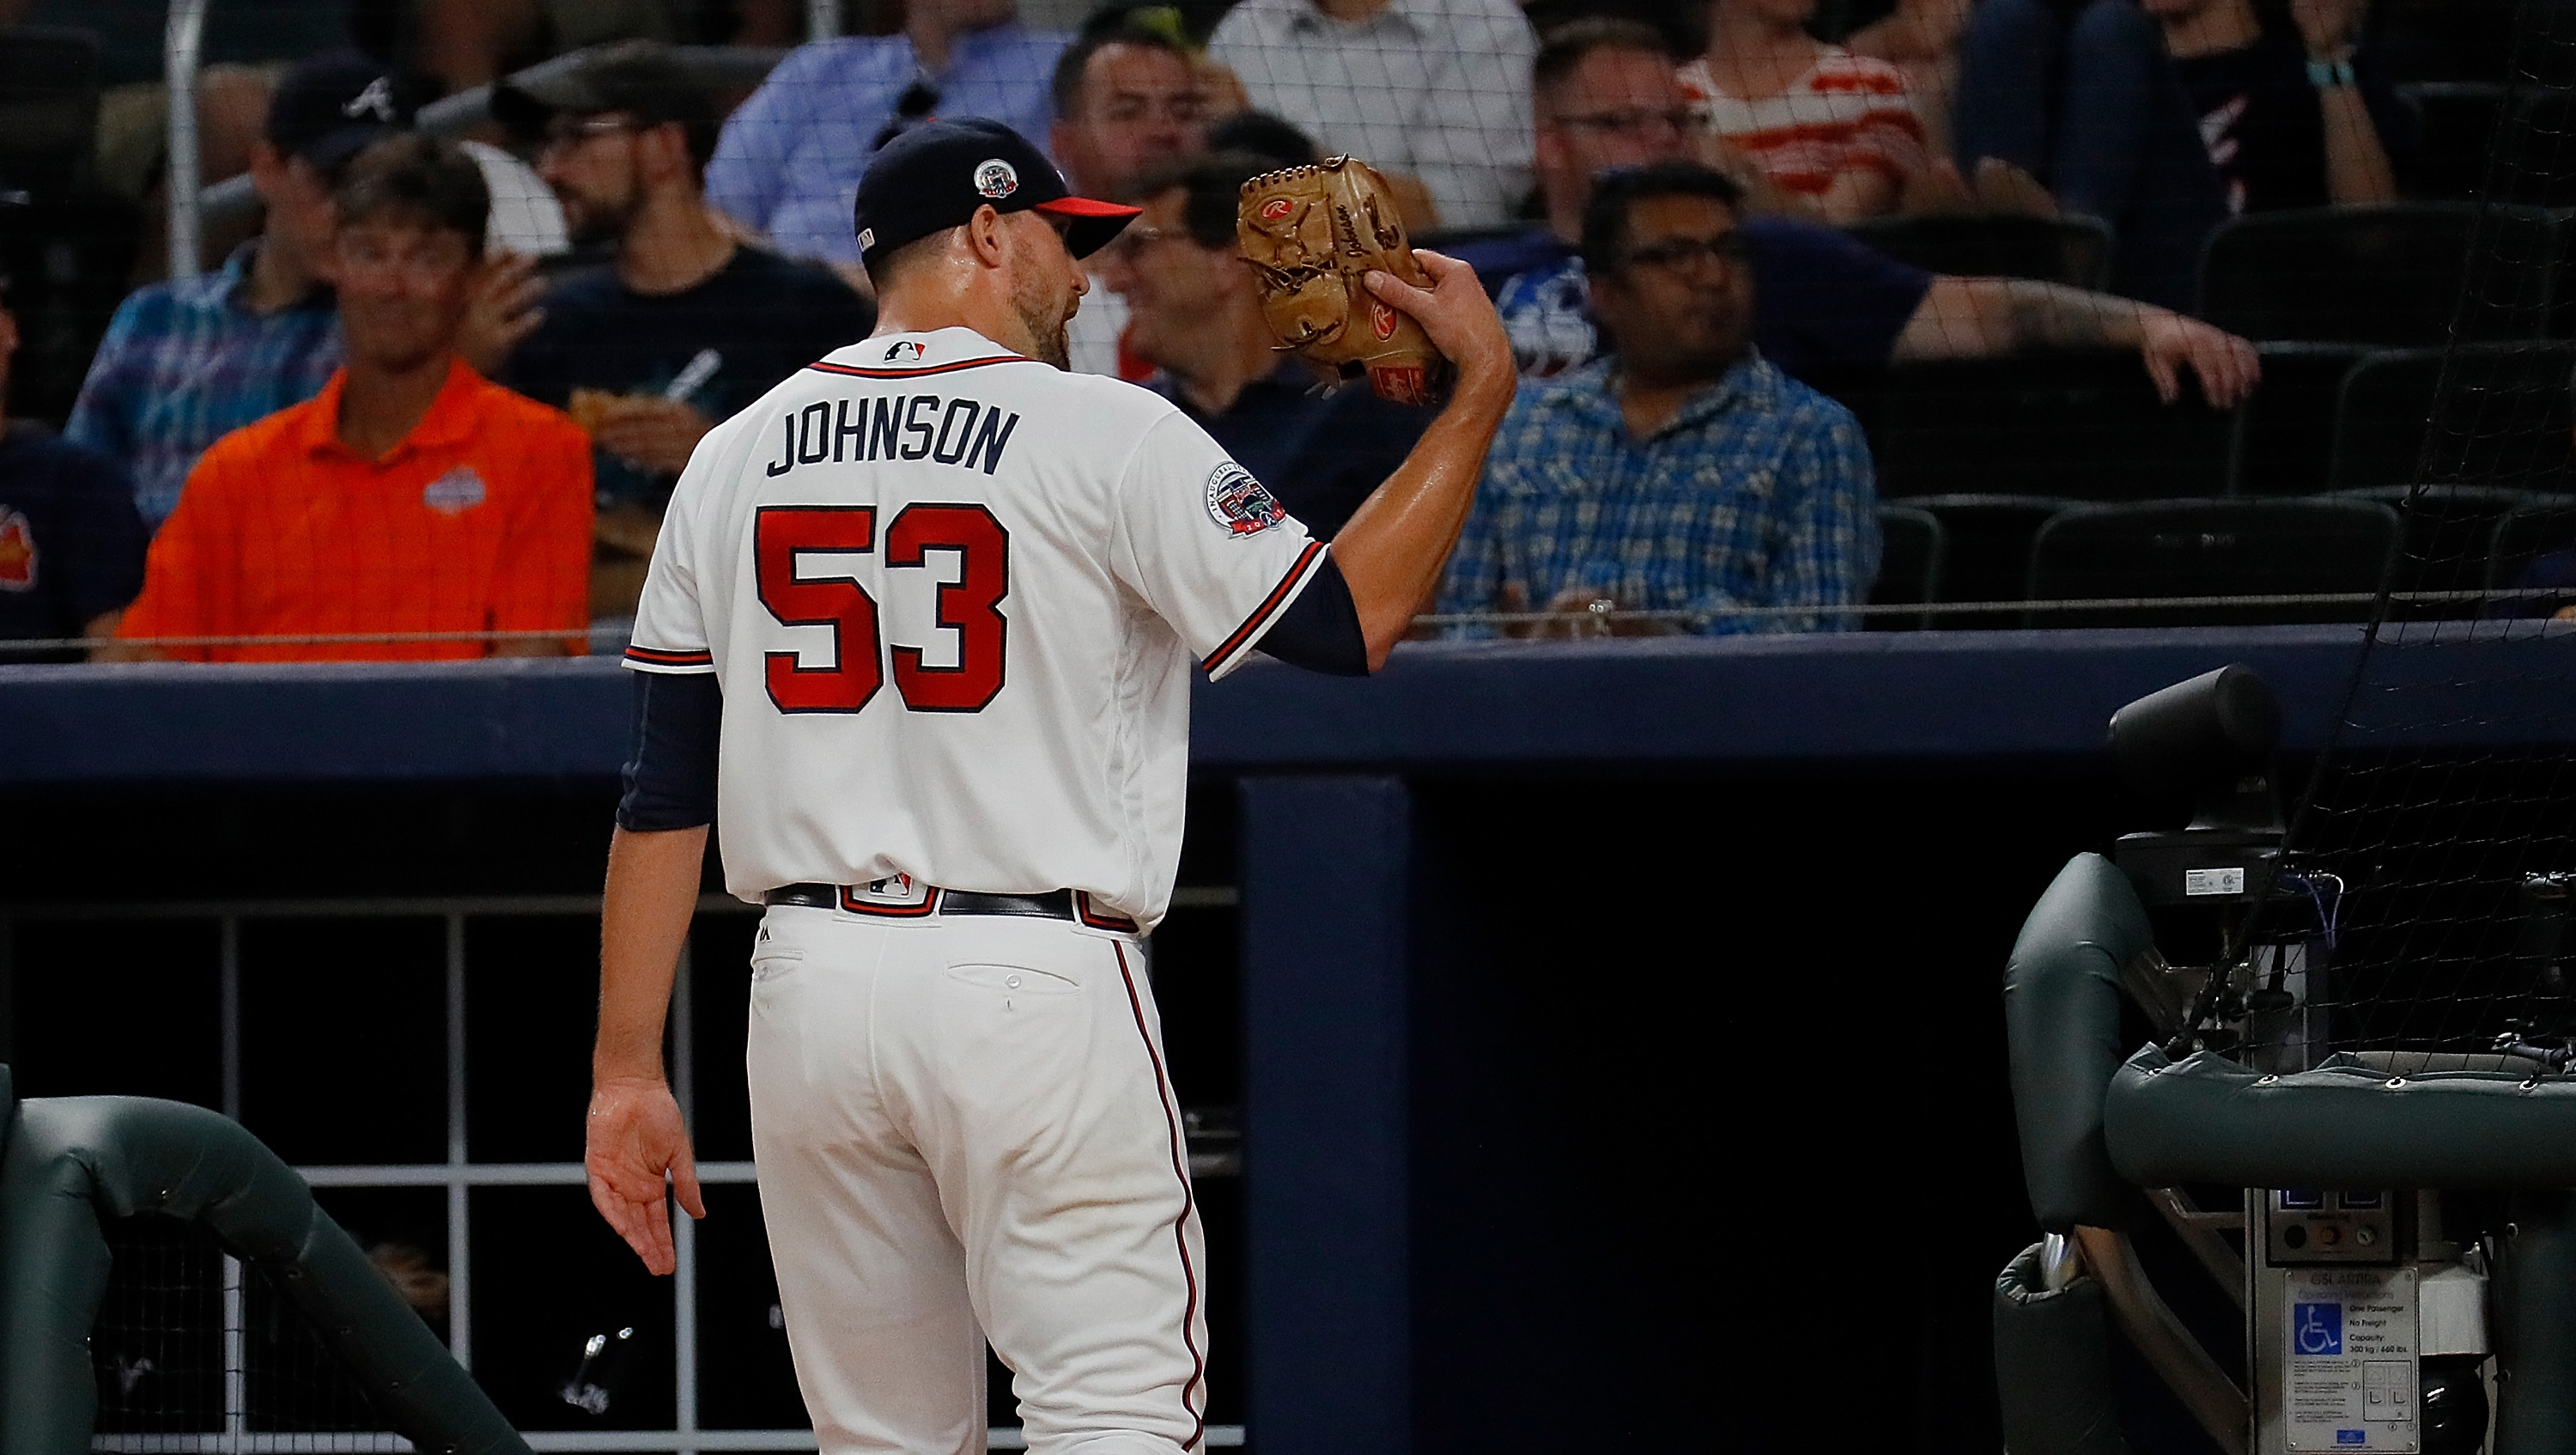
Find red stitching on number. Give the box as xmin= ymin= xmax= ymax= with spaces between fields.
xmin=1114 ymin=941 xmax=1207 ymax=1450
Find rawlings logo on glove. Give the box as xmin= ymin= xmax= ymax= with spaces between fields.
xmin=1236 ymin=156 xmax=1449 ymax=406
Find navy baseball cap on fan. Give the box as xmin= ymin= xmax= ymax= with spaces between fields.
xmin=852 ymin=118 xmax=1139 ymax=271
xmin=266 ymin=52 xmax=423 ymax=175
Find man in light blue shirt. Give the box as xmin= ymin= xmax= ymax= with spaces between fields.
xmin=705 ymin=0 xmax=1070 ymax=268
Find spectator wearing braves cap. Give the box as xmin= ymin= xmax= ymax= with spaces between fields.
xmin=64 ymin=51 xmax=562 ymax=529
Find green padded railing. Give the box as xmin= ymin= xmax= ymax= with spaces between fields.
xmin=0 ymin=1087 xmax=531 ymax=1455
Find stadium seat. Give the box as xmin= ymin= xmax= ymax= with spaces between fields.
xmin=2197 ymin=204 xmax=2561 ymax=345
xmin=0 ymin=27 xmax=100 ymax=198
xmin=1868 ymin=504 xmax=1944 ymax=630
xmin=2395 ymin=82 xmax=2505 ymax=202
xmin=2330 ymin=484 xmax=2536 ymax=617
xmin=2326 ymin=343 xmax=2576 ymax=495
xmin=1896 ymin=493 xmax=2079 ymax=624
xmin=2025 ymin=497 xmax=2402 ymax=627
xmin=0 ymin=196 xmax=142 ymax=425
xmin=1869 ymin=353 xmax=2233 ymax=502
xmin=2486 ymin=498 xmax=2576 ymax=614
xmin=1839 ymin=214 xmax=2113 ymax=289
xmin=2226 ymin=342 xmax=2374 ymax=496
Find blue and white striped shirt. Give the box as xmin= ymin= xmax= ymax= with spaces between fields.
xmin=1438 ymin=353 xmax=1879 ymax=634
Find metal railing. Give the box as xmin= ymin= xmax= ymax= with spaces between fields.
xmin=9 ymin=890 xmax=1242 ymax=1453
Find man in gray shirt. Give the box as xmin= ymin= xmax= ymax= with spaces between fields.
xmin=1209 ymin=0 xmax=1534 ymax=228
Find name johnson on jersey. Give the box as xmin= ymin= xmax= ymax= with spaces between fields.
xmin=765 ymin=391 xmax=1022 ymax=478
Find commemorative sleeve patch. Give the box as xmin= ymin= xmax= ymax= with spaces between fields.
xmin=1205 ymin=462 xmax=1285 ymax=538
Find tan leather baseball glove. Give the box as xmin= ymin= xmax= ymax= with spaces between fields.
xmin=1236 ymin=156 xmax=1449 ymax=406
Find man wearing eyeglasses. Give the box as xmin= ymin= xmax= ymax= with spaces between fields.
xmin=493 ymin=43 xmax=874 ymax=615
xmin=1095 ymin=151 xmax=1429 ymax=537
xmin=1451 ymin=18 xmax=2259 ymax=408
xmin=1438 ymin=161 xmax=1879 ymax=636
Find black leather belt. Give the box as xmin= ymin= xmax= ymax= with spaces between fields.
xmin=763 ymin=882 xmax=1134 ymax=930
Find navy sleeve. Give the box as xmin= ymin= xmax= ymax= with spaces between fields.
xmin=1743 ymin=216 xmax=1936 ymax=382
xmin=1257 ymin=554 xmax=1370 ymax=676
xmin=617 ymin=670 xmax=723 ymax=831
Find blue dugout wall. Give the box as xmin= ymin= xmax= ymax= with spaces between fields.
xmin=6 ymin=626 xmax=2569 ymax=1452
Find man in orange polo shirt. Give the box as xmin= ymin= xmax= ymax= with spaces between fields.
xmin=116 ymin=135 xmax=592 ymax=662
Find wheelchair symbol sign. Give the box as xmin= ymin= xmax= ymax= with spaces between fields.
xmin=2296 ymin=1302 xmax=2344 ymax=1356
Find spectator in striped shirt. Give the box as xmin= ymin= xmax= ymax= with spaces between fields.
xmin=1439 ymin=161 xmax=1879 ymax=636
xmin=1681 ymin=0 xmax=1928 ymax=222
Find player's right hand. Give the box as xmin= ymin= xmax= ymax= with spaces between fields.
xmin=586 ymin=1075 xmax=706 ymax=1275
xmin=1364 ymin=250 xmax=1515 ymax=406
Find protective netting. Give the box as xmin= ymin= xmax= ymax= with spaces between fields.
xmin=90 ymin=1215 xmax=410 ymax=1450
xmin=2222 ymin=0 xmax=2576 ymax=1069
xmin=0 ymin=0 xmax=2538 ymax=661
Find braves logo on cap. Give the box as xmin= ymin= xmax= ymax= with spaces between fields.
xmin=343 ymin=76 xmax=398 ymax=124
xmin=974 ymin=159 xmax=1019 ymax=199
xmin=1205 ymin=463 xmax=1285 ymax=538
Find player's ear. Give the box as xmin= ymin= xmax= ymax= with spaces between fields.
xmin=966 ymin=204 xmax=1012 ymax=269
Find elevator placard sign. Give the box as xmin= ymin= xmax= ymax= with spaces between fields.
xmin=2286 ymin=1266 xmax=2419 ymax=1452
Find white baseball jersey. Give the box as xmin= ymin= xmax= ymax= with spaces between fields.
xmin=624 ymin=326 xmax=1328 ymax=929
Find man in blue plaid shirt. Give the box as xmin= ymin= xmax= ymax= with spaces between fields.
xmin=1439 ymin=161 xmax=1878 ymax=635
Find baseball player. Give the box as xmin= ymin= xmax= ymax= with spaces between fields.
xmin=585 ymin=117 xmax=1510 ymax=1453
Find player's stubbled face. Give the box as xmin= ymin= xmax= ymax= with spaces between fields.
xmin=334 ymin=217 xmax=477 ymax=373
xmin=1590 ymin=193 xmax=1754 ymax=380
xmin=1007 ymin=211 xmax=1087 ymax=370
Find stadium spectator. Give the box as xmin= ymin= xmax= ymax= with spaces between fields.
xmin=2147 ymin=0 xmax=2407 ymax=213
xmin=1048 ymin=10 xmax=1224 ymax=377
xmin=64 ymin=52 xmax=390 ymax=528
xmin=65 ymin=52 xmax=556 ymax=528
xmin=111 ymin=137 xmax=592 ymax=663
xmin=0 ymin=277 xmax=147 ymax=664
xmin=1449 ymin=20 xmax=2257 ymax=408
xmin=1095 ymin=151 xmax=1429 ymax=539
xmin=1842 ymin=0 xmax=1974 ymax=161
xmin=1680 ymin=0 xmax=1928 ymax=223
xmin=703 ymin=0 xmax=1071 ymax=271
xmin=493 ymin=42 xmax=873 ymax=615
xmin=1438 ymin=162 xmax=1878 ymax=636
xmin=1207 ymin=0 xmax=1536 ymax=228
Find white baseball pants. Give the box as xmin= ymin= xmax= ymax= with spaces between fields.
xmin=744 ymin=904 xmax=1210 ymax=1455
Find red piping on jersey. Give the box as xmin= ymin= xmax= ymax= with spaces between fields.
xmin=1205 ymin=540 xmax=1325 ymax=675
xmin=1114 ymin=941 xmax=1208 ymax=1451
xmin=624 ymin=645 xmax=714 ymax=667
xmin=804 ymin=356 xmax=1047 ymax=380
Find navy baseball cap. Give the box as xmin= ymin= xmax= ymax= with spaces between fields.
xmin=853 ymin=118 xmax=1139 ymax=271
xmin=265 ymin=51 xmax=425 ymax=174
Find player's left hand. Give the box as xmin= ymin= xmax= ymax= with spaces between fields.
xmin=2139 ymin=312 xmax=2262 ymax=410
xmin=592 ymin=398 xmax=720 ymax=477
xmin=460 ymin=251 xmax=547 ymax=376
xmin=586 ymin=1075 xmax=706 ymax=1275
